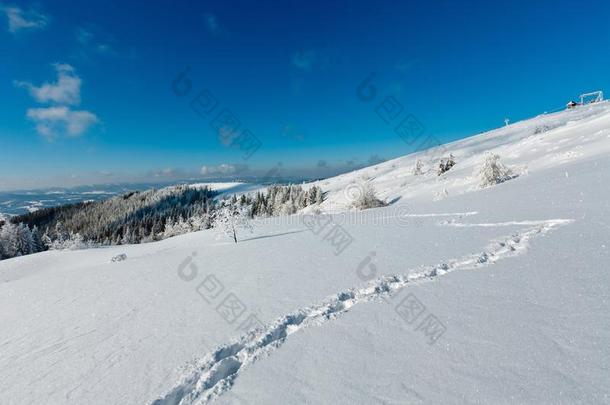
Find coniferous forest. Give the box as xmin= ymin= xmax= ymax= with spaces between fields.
xmin=0 ymin=184 xmax=324 ymax=260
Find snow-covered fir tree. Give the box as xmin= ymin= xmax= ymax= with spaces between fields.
xmin=249 ymin=184 xmax=324 ymax=217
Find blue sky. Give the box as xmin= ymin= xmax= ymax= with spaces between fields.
xmin=1 ymin=0 xmax=609 ymax=190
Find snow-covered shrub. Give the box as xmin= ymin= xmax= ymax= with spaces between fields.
xmin=533 ymin=123 xmax=560 ymax=134
xmin=111 ymin=253 xmax=127 ymax=262
xmin=437 ymin=154 xmax=456 ymax=176
xmin=351 ymin=182 xmax=387 ymax=210
xmin=477 ymin=152 xmax=516 ymax=188
xmin=433 ymin=188 xmax=449 ymax=201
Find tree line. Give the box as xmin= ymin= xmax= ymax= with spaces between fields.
xmin=0 ymin=184 xmax=324 ymax=260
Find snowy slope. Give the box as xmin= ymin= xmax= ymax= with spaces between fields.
xmin=313 ymin=102 xmax=610 ymax=210
xmin=1 ymin=104 xmax=609 ymax=405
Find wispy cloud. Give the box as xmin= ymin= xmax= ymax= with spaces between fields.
xmin=76 ymin=26 xmax=93 ymax=44
xmin=394 ymin=58 xmax=420 ymax=74
xmin=15 ymin=64 xmax=99 ymax=139
xmin=2 ymin=4 xmax=49 ymax=33
xmin=75 ymin=26 xmax=117 ymax=58
xmin=281 ymin=124 xmax=305 ymax=141
xmin=15 ymin=63 xmax=81 ymax=105
xmin=291 ymin=50 xmax=317 ymax=71
xmin=203 ymin=13 xmax=220 ymax=35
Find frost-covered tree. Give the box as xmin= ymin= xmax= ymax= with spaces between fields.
xmin=477 ymin=152 xmax=515 ymax=188
xmin=351 ymin=182 xmax=387 ymax=210
xmin=249 ymin=184 xmax=323 ymax=217
xmin=31 ymin=226 xmax=44 ymax=253
xmin=46 ymin=231 xmax=86 ymax=251
xmin=42 ymin=231 xmax=53 ymax=249
xmin=189 ymin=214 xmax=212 ymax=232
xmin=213 ymin=205 xmax=253 ymax=243
xmin=0 ymin=222 xmax=18 ymax=258
xmin=54 ymin=222 xmax=69 ymax=245
xmin=63 ymin=232 xmax=86 ymax=250
xmin=314 ymin=186 xmax=324 ymax=204
xmin=15 ymin=223 xmax=34 ymax=256
xmin=413 ymin=159 xmax=424 ymax=175
xmin=0 ymin=221 xmax=45 ymax=258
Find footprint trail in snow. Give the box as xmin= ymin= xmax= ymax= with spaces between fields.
xmin=150 ymin=218 xmax=573 ymax=405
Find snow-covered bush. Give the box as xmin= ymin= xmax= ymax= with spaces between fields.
xmin=477 ymin=152 xmax=515 ymax=188
xmin=433 ymin=188 xmax=449 ymax=201
xmin=533 ymin=123 xmax=560 ymax=134
xmin=438 ymin=154 xmax=456 ymax=176
xmin=351 ymin=182 xmax=387 ymax=210
xmin=111 ymin=253 xmax=127 ymax=262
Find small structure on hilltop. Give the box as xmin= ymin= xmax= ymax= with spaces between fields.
xmin=579 ymin=90 xmax=604 ymax=105
xmin=565 ymin=90 xmax=603 ymax=110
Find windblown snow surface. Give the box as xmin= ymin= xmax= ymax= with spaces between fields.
xmin=1 ymin=103 xmax=610 ymax=404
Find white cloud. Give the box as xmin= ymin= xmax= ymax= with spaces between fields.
xmin=96 ymin=43 xmax=114 ymax=54
xmin=200 ymin=163 xmax=247 ymax=176
xmin=75 ymin=26 xmax=116 ymax=57
xmin=15 ymin=63 xmax=81 ymax=105
xmin=16 ymin=63 xmax=99 ymax=139
xmin=76 ymin=27 xmax=93 ymax=45
xmin=26 ymin=106 xmax=98 ymax=139
xmin=2 ymin=5 xmax=48 ymax=33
